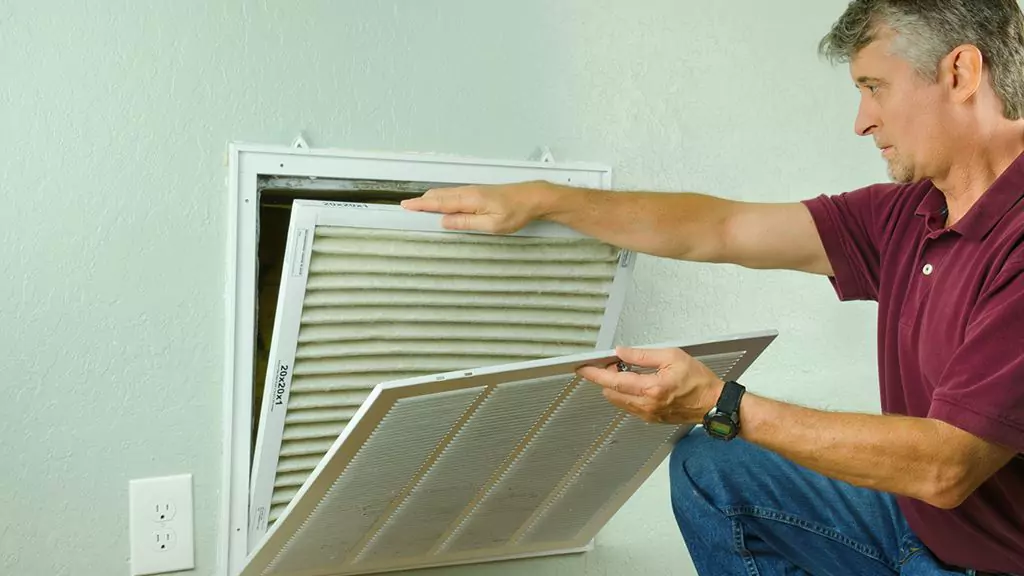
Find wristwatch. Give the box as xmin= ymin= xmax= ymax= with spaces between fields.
xmin=703 ymin=380 xmax=745 ymax=440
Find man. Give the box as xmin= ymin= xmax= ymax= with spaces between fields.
xmin=402 ymin=0 xmax=1024 ymax=574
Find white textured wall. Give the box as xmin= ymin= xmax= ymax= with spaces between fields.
xmin=0 ymin=1 xmax=886 ymax=575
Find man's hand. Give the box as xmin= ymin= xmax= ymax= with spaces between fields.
xmin=577 ymin=346 xmax=724 ymax=424
xmin=400 ymin=182 xmax=548 ymax=234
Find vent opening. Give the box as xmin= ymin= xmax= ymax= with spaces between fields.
xmin=225 ymin=145 xmax=631 ymax=576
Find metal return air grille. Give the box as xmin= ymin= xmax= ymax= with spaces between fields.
xmin=241 ymin=331 xmax=776 ymax=576
xmin=248 ymin=201 xmax=632 ymax=542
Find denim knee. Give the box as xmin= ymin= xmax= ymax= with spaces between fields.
xmin=669 ymin=428 xmax=771 ymax=513
xmin=669 ymin=429 xmax=720 ymax=511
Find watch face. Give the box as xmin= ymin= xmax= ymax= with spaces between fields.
xmin=708 ymin=418 xmax=734 ymax=437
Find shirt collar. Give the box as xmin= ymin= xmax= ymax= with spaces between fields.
xmin=914 ymin=151 xmax=1024 ymax=240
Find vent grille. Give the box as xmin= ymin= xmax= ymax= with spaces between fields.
xmin=438 ymin=379 xmax=619 ymax=555
xmin=266 ymin=387 xmax=488 ymax=573
xmin=240 ymin=335 xmax=775 ymax=576
xmin=356 ymin=375 xmax=574 ymax=562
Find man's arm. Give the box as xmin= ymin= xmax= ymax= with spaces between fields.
xmin=401 ymin=181 xmax=834 ymax=276
xmin=740 ymin=393 xmax=1016 ymax=509
xmin=579 ymin=346 xmax=1017 ymax=510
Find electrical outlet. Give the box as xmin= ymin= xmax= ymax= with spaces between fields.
xmin=153 ymin=501 xmax=176 ymax=523
xmin=129 ymin=474 xmax=194 ymax=576
xmin=153 ymin=528 xmax=176 ymax=552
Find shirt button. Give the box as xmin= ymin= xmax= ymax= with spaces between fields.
xmin=923 ymin=263 xmax=934 ymax=275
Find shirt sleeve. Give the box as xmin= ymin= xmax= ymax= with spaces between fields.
xmin=929 ymin=256 xmax=1024 ymax=453
xmin=801 ymin=184 xmax=901 ymax=302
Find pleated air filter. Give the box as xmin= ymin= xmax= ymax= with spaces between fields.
xmin=240 ymin=331 xmax=776 ymax=576
xmin=248 ymin=199 xmax=635 ymax=546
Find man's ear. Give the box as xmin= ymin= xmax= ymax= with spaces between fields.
xmin=944 ymin=44 xmax=983 ymax=103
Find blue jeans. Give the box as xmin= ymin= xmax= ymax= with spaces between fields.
xmin=669 ymin=429 xmax=1003 ymax=576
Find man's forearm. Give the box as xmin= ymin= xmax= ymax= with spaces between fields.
xmin=739 ymin=393 xmax=978 ymax=509
xmin=534 ymin=182 xmax=734 ymax=262
xmin=531 ymin=181 xmax=832 ymax=275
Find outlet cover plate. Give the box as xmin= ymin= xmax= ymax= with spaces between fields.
xmin=129 ymin=474 xmax=195 ymax=575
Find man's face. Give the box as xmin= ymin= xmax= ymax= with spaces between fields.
xmin=849 ymin=31 xmax=949 ymax=183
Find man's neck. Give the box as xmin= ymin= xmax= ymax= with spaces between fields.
xmin=932 ymin=124 xmax=1024 ymax=226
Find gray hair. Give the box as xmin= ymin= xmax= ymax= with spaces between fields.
xmin=819 ymin=0 xmax=1024 ymax=120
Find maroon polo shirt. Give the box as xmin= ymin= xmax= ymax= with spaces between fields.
xmin=802 ymin=153 xmax=1024 ymax=574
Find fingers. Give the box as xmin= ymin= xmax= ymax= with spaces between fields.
xmin=615 ymin=345 xmax=683 ymax=369
xmin=441 ymin=213 xmax=492 ymax=232
xmin=400 ymin=186 xmax=480 ymax=214
xmin=600 ymin=387 xmax=638 ymax=412
xmin=600 ymin=387 xmax=665 ymax=424
xmin=402 ymin=185 xmax=529 ymax=235
xmin=398 ymin=195 xmax=437 ymax=212
xmin=577 ymin=364 xmax=652 ymax=397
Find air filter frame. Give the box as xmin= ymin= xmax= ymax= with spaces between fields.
xmin=246 ymin=199 xmax=636 ymax=546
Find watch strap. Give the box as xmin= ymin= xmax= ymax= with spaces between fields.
xmin=716 ymin=380 xmax=745 ymax=414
